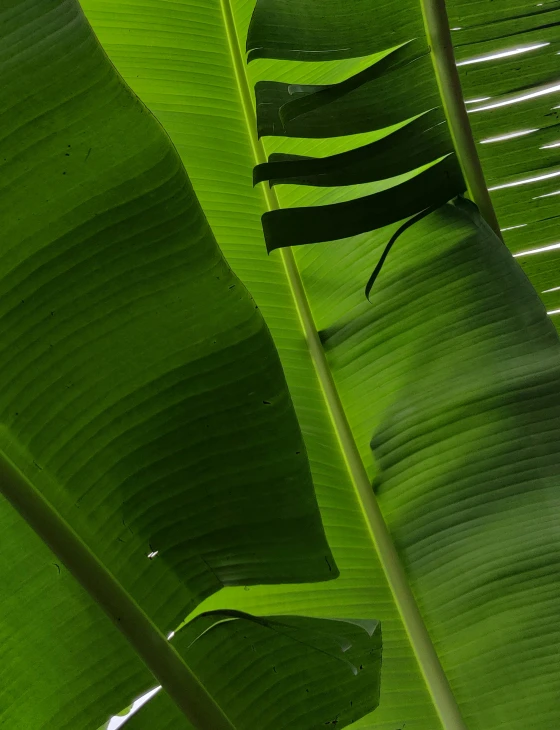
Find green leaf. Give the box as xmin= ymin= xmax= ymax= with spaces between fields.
xmin=253 ymin=110 xmax=453 ymax=187
xmin=246 ymin=0 xmax=424 ymax=61
xmin=261 ymin=156 xmax=465 ymax=251
xmin=126 ymin=612 xmax=382 ymax=730
xmin=76 ymin=2 xmax=560 ymax=730
xmin=0 ymin=2 xmax=346 ymax=727
xmin=444 ymin=0 xmax=560 ymax=312
xmin=299 ymin=199 xmax=560 ymax=727
xmin=7 ymin=0 xmax=560 ymax=727
xmin=256 ymin=49 xmax=440 ymax=139
xmin=0 ymin=494 xmax=155 ymax=729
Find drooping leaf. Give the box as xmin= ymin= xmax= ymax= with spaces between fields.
xmin=253 ymin=110 xmax=452 ymax=187
xmin=249 ymin=1 xmax=466 ymax=257
xmin=364 ymin=205 xmax=438 ymax=300
xmin=126 ymin=612 xmax=382 ymax=730
xmin=256 ymin=50 xmax=439 ymax=139
xmin=261 ymin=156 xmax=464 ymax=251
xmin=0 ymin=1 xmax=344 ymax=727
xmin=246 ymin=0 xmax=424 ymax=61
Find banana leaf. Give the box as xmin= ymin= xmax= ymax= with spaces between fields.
xmin=2 ymin=0 xmax=560 ymax=727
xmin=79 ymin=0 xmax=560 ymax=728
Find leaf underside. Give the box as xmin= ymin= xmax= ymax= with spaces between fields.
xmin=0 ymin=2 xmax=371 ymax=728
xmin=126 ymin=612 xmax=382 ymax=730
xmin=9 ymin=0 xmax=560 ymax=728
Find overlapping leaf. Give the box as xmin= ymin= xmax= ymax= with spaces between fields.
xmin=250 ymin=6 xmax=466 ymax=256
xmin=125 ymin=612 xmax=382 ymax=730
xmin=61 ymin=0 xmax=560 ymax=728
xmin=254 ymin=110 xmax=453 ymax=187
xmin=0 ymin=2 xmax=373 ymax=727
xmin=246 ymin=0 xmax=424 ymax=61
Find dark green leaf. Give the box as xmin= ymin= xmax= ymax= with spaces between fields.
xmin=254 ymin=110 xmax=452 ymax=188
xmin=127 ymin=612 xmax=382 ymax=730
xmin=278 ymin=42 xmax=429 ymax=125
xmin=262 ymin=156 xmax=465 ymax=251
xmin=295 ymin=198 xmax=560 ymax=730
xmin=247 ymin=0 xmax=424 ymax=61
xmin=256 ymin=52 xmax=439 ymax=138
xmin=0 ymin=1 xmax=339 ymax=725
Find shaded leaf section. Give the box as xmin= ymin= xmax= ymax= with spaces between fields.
xmin=256 ymin=51 xmax=439 ymax=138
xmin=127 ymin=612 xmax=382 ymax=730
xmin=0 ymin=0 xmax=337 ymax=725
xmin=451 ymin=7 xmax=560 ymax=46
xmin=247 ymin=0 xmax=424 ymax=61
xmin=262 ymin=156 xmax=465 ymax=251
xmin=279 ymin=42 xmax=429 ymax=125
xmin=306 ymin=199 xmax=560 ymax=729
xmin=254 ymin=110 xmax=452 ymax=188
xmin=369 ymin=198 xmax=560 ymax=727
xmin=365 ymin=205 xmax=439 ymax=300
xmin=449 ymin=0 xmax=560 ymax=30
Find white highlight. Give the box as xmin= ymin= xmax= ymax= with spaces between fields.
xmin=501 ymin=224 xmax=527 ymax=232
xmin=542 ymin=286 xmax=560 ymax=293
xmin=465 ymin=97 xmax=491 ymax=104
xmin=468 ymin=81 xmax=560 ymax=112
xmin=533 ymin=189 xmax=560 ymax=199
xmin=489 ymin=170 xmax=560 ymax=191
xmin=480 ymin=129 xmax=537 ymax=144
xmin=107 ymin=687 xmax=162 ymax=730
xmin=513 ymin=242 xmax=560 ymax=257
xmin=548 ymin=309 xmax=560 ymax=315
xmin=457 ymin=43 xmax=550 ymax=67
xmin=167 ymin=631 xmax=175 ymax=640
xmin=147 ymin=551 xmax=159 ymax=559
xmin=541 ymin=141 xmax=560 ymax=149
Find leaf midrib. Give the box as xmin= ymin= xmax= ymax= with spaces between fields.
xmin=217 ymin=0 xmax=469 ymax=727
xmin=420 ymin=0 xmax=502 ymax=239
xmin=0 ymin=448 xmax=236 ymax=730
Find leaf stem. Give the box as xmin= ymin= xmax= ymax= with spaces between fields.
xmin=421 ymin=0 xmax=503 ymax=238
xmin=0 ymin=452 xmax=235 ymax=730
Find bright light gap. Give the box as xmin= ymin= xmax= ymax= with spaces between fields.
xmin=501 ymin=224 xmax=527 ymax=231
xmin=107 ymin=687 xmax=162 ymax=730
xmin=533 ymin=190 xmax=560 ymax=199
xmin=457 ymin=42 xmax=550 ymax=67
xmin=541 ymin=141 xmax=560 ymax=149
xmin=513 ymin=242 xmax=560 ymax=257
xmin=469 ymin=81 xmax=560 ymax=112
xmin=489 ymin=169 xmax=560 ymax=191
xmin=480 ymin=129 xmax=538 ymax=144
